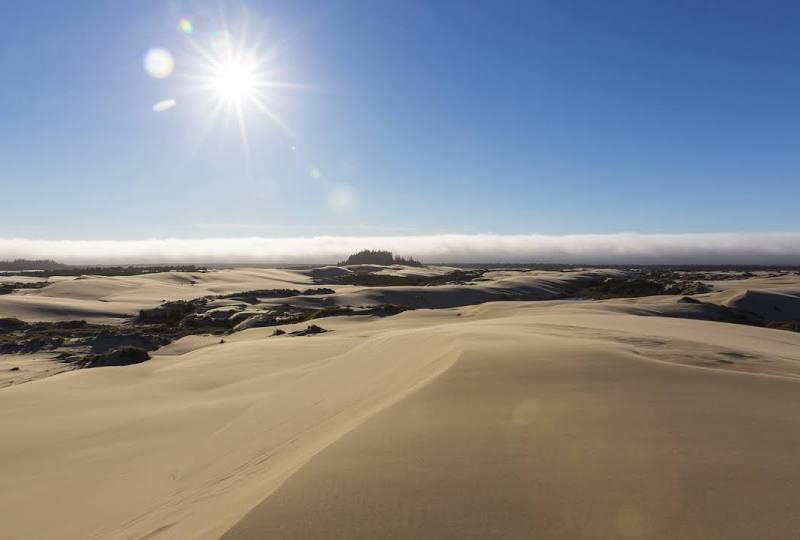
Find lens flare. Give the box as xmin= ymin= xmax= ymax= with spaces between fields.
xmin=179 ymin=19 xmax=193 ymax=34
xmin=152 ymin=99 xmax=177 ymax=112
xmin=143 ymin=48 xmax=175 ymax=79
xmin=328 ymin=184 xmax=358 ymax=215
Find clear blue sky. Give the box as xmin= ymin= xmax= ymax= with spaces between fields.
xmin=2 ymin=0 xmax=799 ymax=240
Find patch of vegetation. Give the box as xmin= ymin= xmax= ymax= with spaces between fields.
xmin=0 ymin=319 xmax=175 ymax=357
xmin=233 ymin=303 xmax=408 ymax=333
xmin=289 ymin=325 xmax=328 ymax=336
xmin=0 ymin=266 xmax=531 ymax=376
xmin=138 ymin=301 xmax=197 ymax=324
xmin=82 ymin=347 xmax=150 ymax=368
xmin=663 ymin=281 xmax=712 ymax=295
xmin=440 ymin=263 xmax=800 ymax=273
xmin=567 ymin=277 xmax=667 ymax=299
xmin=219 ymin=287 xmax=336 ymax=304
xmin=564 ymin=271 xmax=711 ymax=300
xmin=318 ymin=269 xmax=485 ymax=287
xmin=0 ymin=264 xmax=207 ymax=278
xmin=0 ymin=281 xmax=50 ymax=295
xmin=0 ymin=317 xmax=27 ymax=331
xmin=338 ymin=250 xmax=422 ymax=267
xmin=0 ymin=259 xmax=68 ymax=271
xmin=302 ymin=288 xmax=336 ymax=295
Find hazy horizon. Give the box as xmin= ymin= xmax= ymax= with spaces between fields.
xmin=3 ymin=232 xmax=800 ymax=265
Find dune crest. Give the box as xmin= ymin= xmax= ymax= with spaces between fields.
xmin=0 ymin=316 xmax=463 ymax=539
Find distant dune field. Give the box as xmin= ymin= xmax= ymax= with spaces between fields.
xmin=1 ymin=267 xmax=800 ymax=539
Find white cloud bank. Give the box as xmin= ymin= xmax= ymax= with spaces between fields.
xmin=1 ymin=233 xmax=799 ymax=265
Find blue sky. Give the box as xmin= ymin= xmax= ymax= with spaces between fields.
xmin=2 ymin=0 xmax=799 ymax=241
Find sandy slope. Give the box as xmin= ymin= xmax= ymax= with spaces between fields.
xmin=0 ymin=352 xmax=73 ymax=388
xmin=2 ymin=298 xmax=800 ymax=539
xmin=225 ymin=322 xmax=800 ymax=540
xmin=0 ymin=313 xmax=462 ymax=539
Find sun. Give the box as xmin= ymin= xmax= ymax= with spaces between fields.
xmin=210 ymin=59 xmax=259 ymax=105
xmin=185 ymin=28 xmax=273 ymax=118
xmin=180 ymin=22 xmax=309 ymax=175
xmin=196 ymin=35 xmax=268 ymax=112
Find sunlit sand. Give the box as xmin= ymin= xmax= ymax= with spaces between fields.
xmin=2 ymin=265 xmax=800 ymax=539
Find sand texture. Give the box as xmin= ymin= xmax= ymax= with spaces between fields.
xmin=2 ymin=268 xmax=800 ymax=539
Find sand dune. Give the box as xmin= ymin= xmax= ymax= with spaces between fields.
xmin=0 ymin=266 xmax=612 ymax=322
xmin=0 ymin=311 xmax=462 ymax=539
xmin=712 ymin=288 xmax=800 ymax=320
xmin=3 ymin=290 xmax=800 ymax=538
xmin=225 ymin=313 xmax=800 ymax=540
xmin=6 ymin=264 xmax=795 ymax=325
xmin=0 ymin=268 xmax=313 ymax=323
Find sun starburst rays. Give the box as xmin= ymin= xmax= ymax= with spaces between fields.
xmin=178 ymin=24 xmax=304 ymax=175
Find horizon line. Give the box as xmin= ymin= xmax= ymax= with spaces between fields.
xmin=2 ymin=232 xmax=800 ymax=265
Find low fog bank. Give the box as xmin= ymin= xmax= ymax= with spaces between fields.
xmin=1 ymin=233 xmax=799 ymax=265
